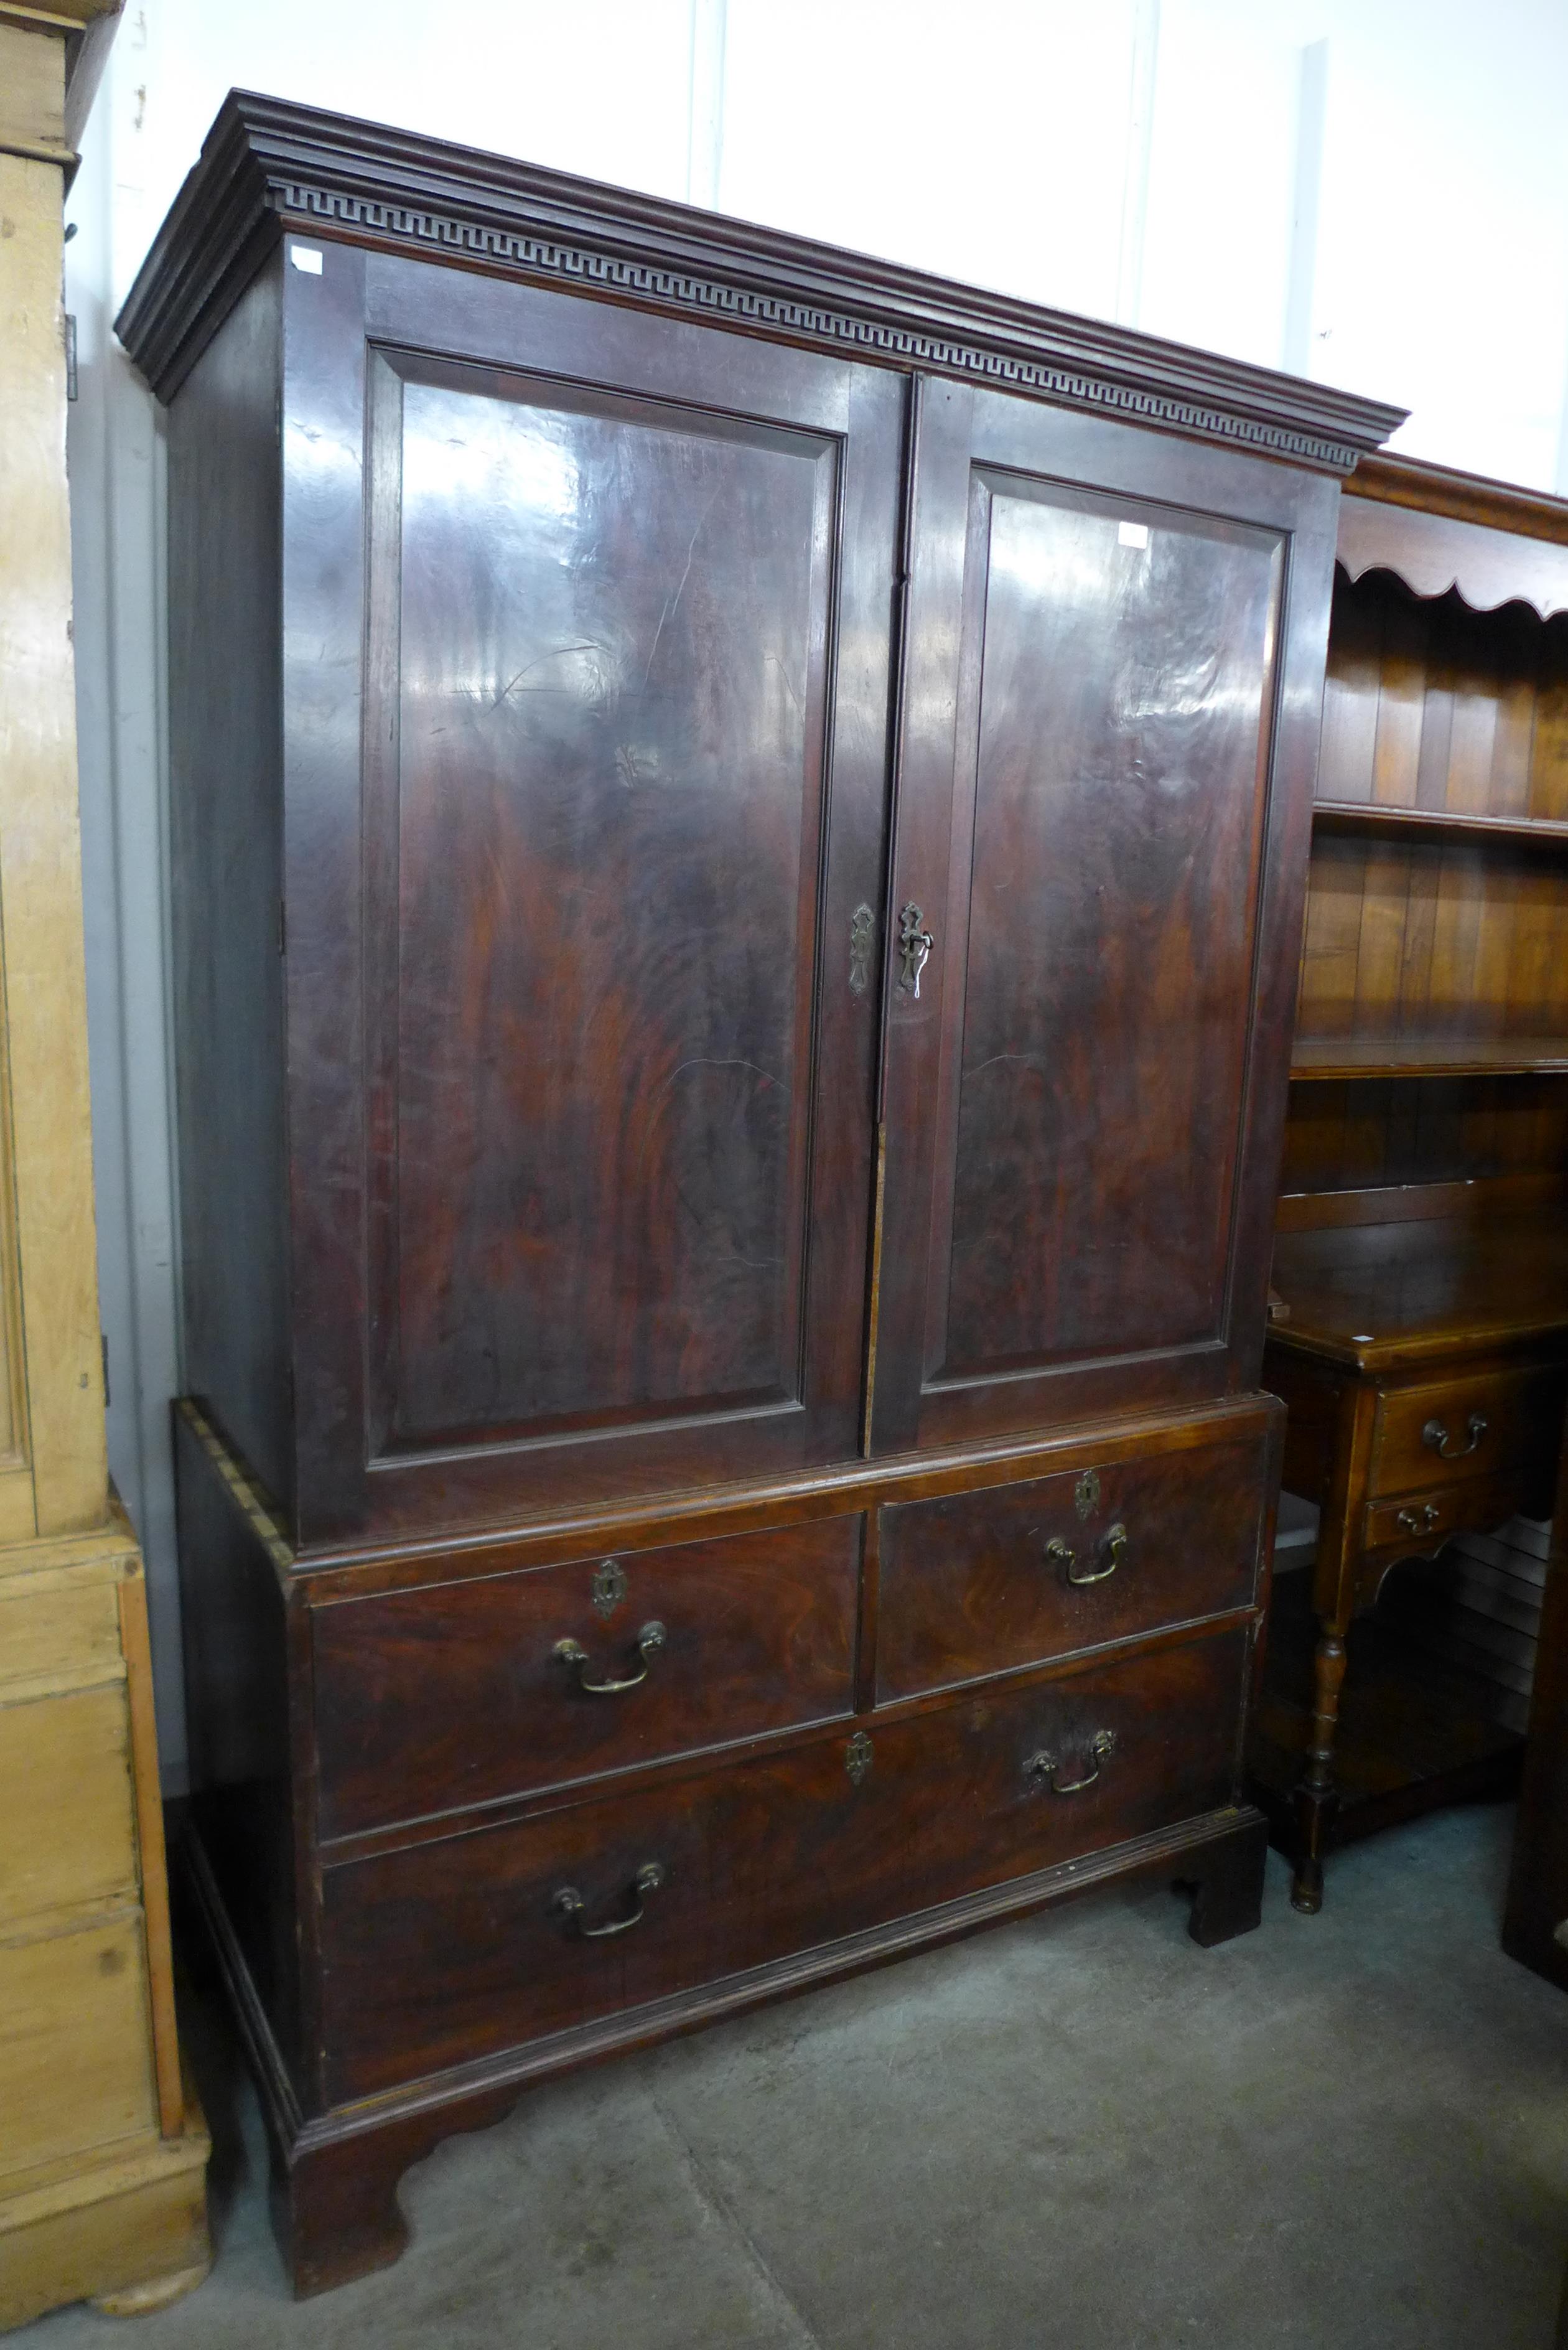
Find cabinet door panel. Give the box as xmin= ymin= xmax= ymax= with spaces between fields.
xmin=381 ymin=363 xmax=832 ymax=1446
xmin=283 ymin=252 xmax=902 ymax=1537
xmin=874 ymin=385 xmax=1335 ymax=1452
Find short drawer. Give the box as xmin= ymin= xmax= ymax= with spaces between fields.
xmin=1363 ymin=1470 xmax=1552 ymax=1560
xmin=1370 ymin=1366 xmax=1566 ymax=1500
xmin=313 ymin=1518 xmax=861 ymax=1839
xmin=875 ymin=1437 xmax=1266 ymax=1702
xmin=0 ymin=1685 xmax=139 ymax=1928
xmin=320 ymin=1627 xmax=1248 ymax=2100
xmin=0 ymin=1915 xmax=157 ymax=2183
xmin=0 ymin=1575 xmax=122 ymax=1696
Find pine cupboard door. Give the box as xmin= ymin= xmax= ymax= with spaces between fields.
xmin=870 ymin=382 xmax=1337 ymax=1454
xmin=279 ymin=243 xmax=902 ymax=1540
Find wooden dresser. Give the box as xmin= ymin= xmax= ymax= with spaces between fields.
xmin=1258 ymin=456 xmax=1568 ymax=1913
xmin=116 ymin=94 xmax=1401 ymax=2298
xmin=0 ymin=4 xmax=209 ymax=2327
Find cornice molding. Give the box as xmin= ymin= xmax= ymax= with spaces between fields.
xmin=1344 ymin=451 xmax=1568 ymax=547
xmin=116 ymin=91 xmax=1406 ymax=474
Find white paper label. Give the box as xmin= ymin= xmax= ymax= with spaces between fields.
xmin=290 ymin=245 xmax=324 ymax=275
xmin=1118 ymin=520 xmax=1149 ymax=550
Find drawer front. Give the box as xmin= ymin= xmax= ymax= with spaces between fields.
xmin=321 ymin=1627 xmax=1247 ymax=2099
xmin=314 ymin=1519 xmax=861 ymax=1839
xmin=0 ymin=1686 xmax=139 ymax=1929
xmin=0 ymin=1575 xmax=122 ymax=1696
xmin=876 ymin=1437 xmax=1265 ymax=1702
xmin=1363 ymin=1471 xmax=1551 ymax=1561
xmin=1371 ymin=1367 xmax=1566 ymax=1500
xmin=0 ymin=1916 xmax=157 ymax=2183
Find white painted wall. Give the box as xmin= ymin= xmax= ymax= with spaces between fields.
xmin=65 ymin=0 xmax=1568 ymax=1783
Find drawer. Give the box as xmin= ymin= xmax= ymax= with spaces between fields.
xmin=1363 ymin=1470 xmax=1553 ymax=1561
xmin=875 ymin=1437 xmax=1265 ymax=1702
xmin=0 ymin=1915 xmax=157 ymax=2183
xmin=314 ymin=1518 xmax=861 ymax=1839
xmin=320 ymin=1627 xmax=1248 ymax=2100
xmin=1370 ymin=1366 xmax=1566 ymax=1500
xmin=0 ymin=1575 xmax=122 ymax=1696
xmin=0 ymin=1685 xmax=139 ymax=1929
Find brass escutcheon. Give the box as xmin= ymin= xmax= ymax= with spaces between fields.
xmin=592 ymin=1558 xmax=628 ymax=1617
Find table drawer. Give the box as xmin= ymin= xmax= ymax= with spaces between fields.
xmin=1370 ymin=1366 xmax=1566 ymax=1500
xmin=314 ymin=1518 xmax=861 ymax=1839
xmin=1363 ymin=1471 xmax=1551 ymax=1561
xmin=875 ymin=1437 xmax=1266 ymax=1702
xmin=320 ymin=1627 xmax=1248 ymax=2100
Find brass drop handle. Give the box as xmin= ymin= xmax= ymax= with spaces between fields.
xmin=552 ymin=1860 xmax=666 ymax=1939
xmin=553 ymin=1621 xmax=666 ymax=1694
xmin=1422 ymin=1412 xmax=1486 ymax=1460
xmin=1396 ymin=1502 xmax=1442 ymax=1535
xmin=1025 ymin=1730 xmax=1117 ymax=1795
xmin=1045 ymin=1525 xmax=1126 ymax=1586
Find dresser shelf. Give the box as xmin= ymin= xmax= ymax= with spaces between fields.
xmin=1290 ymin=1036 xmax=1568 ymax=1080
xmin=1269 ymin=457 xmax=1568 ymax=1916
xmin=1311 ymin=800 xmax=1568 ymax=855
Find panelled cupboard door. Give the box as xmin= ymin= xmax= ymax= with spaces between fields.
xmin=872 ymin=383 xmax=1337 ymax=1454
xmin=281 ymin=245 xmax=902 ymax=1538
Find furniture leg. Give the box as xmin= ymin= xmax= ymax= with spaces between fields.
xmin=1292 ymin=1618 xmax=1348 ymax=1913
xmin=277 ymin=2125 xmax=416 ymax=2302
xmin=1185 ymin=1810 xmax=1269 ymax=1947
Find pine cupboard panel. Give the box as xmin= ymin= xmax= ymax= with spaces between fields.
xmin=0 ymin=1917 xmax=157 ymax=2184
xmin=0 ymin=1684 xmax=139 ymax=1927
xmin=0 ymin=124 xmax=106 ymax=1539
xmin=0 ymin=1570 xmax=121 ymax=1697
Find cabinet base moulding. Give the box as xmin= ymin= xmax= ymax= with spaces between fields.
xmin=185 ymin=1805 xmax=1266 ymax=2300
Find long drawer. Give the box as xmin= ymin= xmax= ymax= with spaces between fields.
xmin=875 ymin=1436 xmax=1265 ymax=1702
xmin=313 ymin=1518 xmax=861 ymax=1838
xmin=319 ymin=1626 xmax=1248 ymax=2100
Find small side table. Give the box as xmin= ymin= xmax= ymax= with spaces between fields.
xmin=1258 ymin=1205 xmax=1568 ymax=1912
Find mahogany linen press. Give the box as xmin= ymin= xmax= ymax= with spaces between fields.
xmin=116 ymin=93 xmax=1402 ymax=2295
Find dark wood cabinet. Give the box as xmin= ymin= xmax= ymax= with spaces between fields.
xmin=120 ymin=93 xmax=1400 ymax=2296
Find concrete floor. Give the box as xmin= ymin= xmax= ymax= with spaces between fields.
xmin=16 ymin=1804 xmax=1568 ymax=2348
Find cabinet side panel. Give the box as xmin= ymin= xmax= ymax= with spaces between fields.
xmin=172 ymin=1403 xmax=304 ymax=2099
xmin=167 ymin=261 xmax=291 ymax=1514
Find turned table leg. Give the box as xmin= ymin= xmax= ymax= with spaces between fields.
xmin=1292 ymin=1616 xmax=1348 ymax=1913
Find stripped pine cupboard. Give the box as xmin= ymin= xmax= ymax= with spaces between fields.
xmin=0 ymin=6 xmax=210 ymax=2326
xmin=116 ymin=93 xmax=1401 ymax=2296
